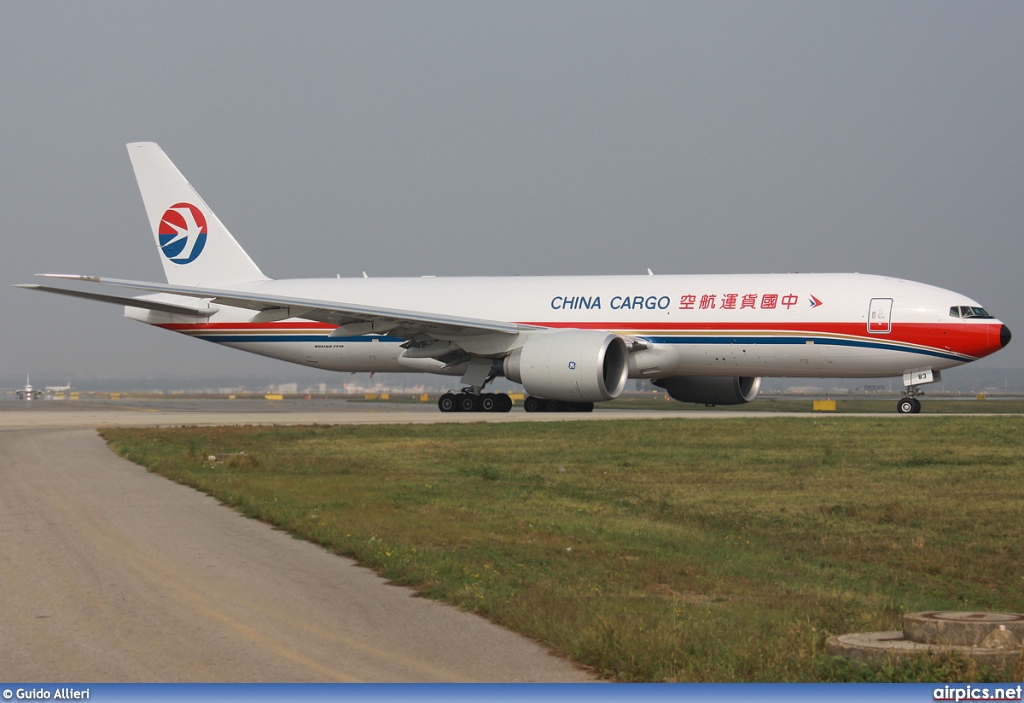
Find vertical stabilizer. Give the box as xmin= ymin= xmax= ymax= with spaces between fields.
xmin=127 ymin=142 xmax=268 ymax=286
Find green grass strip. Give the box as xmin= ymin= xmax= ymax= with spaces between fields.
xmin=102 ymin=417 xmax=1024 ymax=681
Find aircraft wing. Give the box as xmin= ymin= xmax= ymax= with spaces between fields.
xmin=28 ymin=275 xmax=540 ymax=343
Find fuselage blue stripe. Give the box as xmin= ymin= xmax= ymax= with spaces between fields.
xmin=193 ymin=334 xmax=404 ymax=343
xmin=639 ymin=335 xmax=970 ymax=362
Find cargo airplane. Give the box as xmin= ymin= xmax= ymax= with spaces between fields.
xmin=18 ymin=143 xmax=1011 ymax=414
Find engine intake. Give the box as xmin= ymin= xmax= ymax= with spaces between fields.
xmin=504 ymin=330 xmax=629 ymax=402
xmin=654 ymin=376 xmax=761 ymax=405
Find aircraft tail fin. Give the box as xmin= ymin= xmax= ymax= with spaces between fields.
xmin=127 ymin=142 xmax=268 ymax=286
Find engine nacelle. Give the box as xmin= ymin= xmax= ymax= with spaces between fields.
xmin=654 ymin=376 xmax=761 ymax=405
xmin=504 ymin=330 xmax=629 ymax=402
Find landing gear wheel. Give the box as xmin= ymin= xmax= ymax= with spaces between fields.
xmin=497 ymin=393 xmax=513 ymax=412
xmin=897 ymin=397 xmax=919 ymax=414
xmin=459 ymin=394 xmax=481 ymax=412
xmin=438 ymin=393 xmax=458 ymax=413
xmin=480 ymin=393 xmax=498 ymax=412
xmin=522 ymin=396 xmax=593 ymax=412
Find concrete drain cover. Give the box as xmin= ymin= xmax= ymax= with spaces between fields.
xmin=905 ymin=612 xmax=1024 ymax=648
xmin=826 ymin=612 xmax=1024 ymax=668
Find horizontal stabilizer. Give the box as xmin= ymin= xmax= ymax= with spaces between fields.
xmin=15 ymin=284 xmax=218 ymax=317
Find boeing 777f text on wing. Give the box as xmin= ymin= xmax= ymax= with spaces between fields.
xmin=18 ymin=143 xmax=1011 ymax=413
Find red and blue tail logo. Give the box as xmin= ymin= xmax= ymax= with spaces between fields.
xmin=158 ymin=203 xmax=208 ymax=264
xmin=809 ymin=295 xmax=823 ymax=308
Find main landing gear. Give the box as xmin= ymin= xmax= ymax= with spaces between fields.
xmin=436 ymin=392 xmax=596 ymax=413
xmin=523 ymin=397 xmax=594 ymax=413
xmin=438 ymin=392 xmax=513 ymax=413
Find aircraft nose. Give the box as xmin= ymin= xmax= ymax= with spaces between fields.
xmin=1000 ymin=324 xmax=1012 ymax=348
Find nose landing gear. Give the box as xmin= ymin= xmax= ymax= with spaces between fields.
xmin=897 ymin=369 xmax=940 ymax=414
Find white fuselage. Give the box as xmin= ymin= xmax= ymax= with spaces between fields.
xmin=127 ymin=271 xmax=1006 ymax=381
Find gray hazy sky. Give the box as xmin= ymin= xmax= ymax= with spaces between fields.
xmin=3 ymin=1 xmax=1022 ymax=382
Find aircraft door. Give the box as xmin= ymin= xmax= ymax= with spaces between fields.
xmin=868 ymin=298 xmax=893 ymax=334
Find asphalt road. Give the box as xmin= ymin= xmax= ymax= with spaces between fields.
xmin=0 ymin=421 xmax=592 ymax=682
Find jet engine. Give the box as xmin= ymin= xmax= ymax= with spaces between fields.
xmin=504 ymin=330 xmax=629 ymax=402
xmin=653 ymin=376 xmax=761 ymax=406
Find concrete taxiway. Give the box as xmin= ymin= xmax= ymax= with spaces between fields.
xmin=0 ymin=402 xmax=597 ymax=682
xmin=0 ymin=396 xmax=824 ymax=430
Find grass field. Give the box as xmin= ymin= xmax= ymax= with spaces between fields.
xmin=340 ymin=393 xmax=1024 ymax=414
xmin=101 ymin=417 xmax=1024 ymax=682
xmin=600 ymin=395 xmax=1024 ymax=414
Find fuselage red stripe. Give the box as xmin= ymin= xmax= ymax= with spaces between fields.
xmin=155 ymin=320 xmax=1003 ymax=360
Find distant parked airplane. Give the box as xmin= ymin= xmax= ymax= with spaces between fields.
xmin=18 ymin=143 xmax=1010 ymax=413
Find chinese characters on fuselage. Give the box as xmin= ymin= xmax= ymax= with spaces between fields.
xmin=549 ymin=293 xmax=801 ymax=312
xmin=678 ymin=293 xmax=799 ymax=311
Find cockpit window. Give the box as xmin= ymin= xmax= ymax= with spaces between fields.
xmin=949 ymin=306 xmax=993 ymax=319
